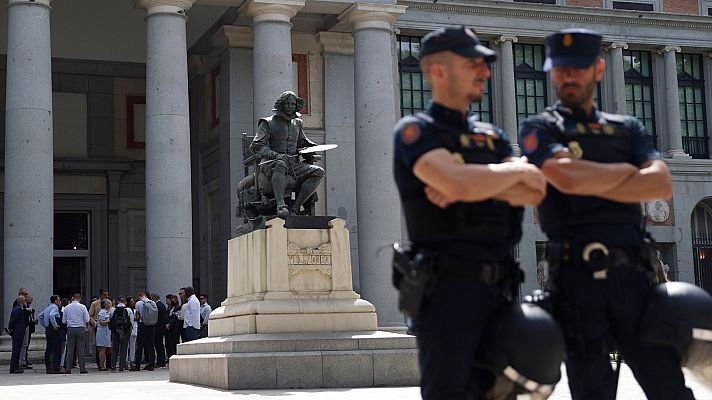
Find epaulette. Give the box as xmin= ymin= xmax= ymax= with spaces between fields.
xmin=599 ymin=111 xmax=627 ymax=124
xmin=471 ymin=120 xmax=504 ymax=139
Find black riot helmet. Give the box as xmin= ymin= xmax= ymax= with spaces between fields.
xmin=476 ymin=303 xmax=565 ymax=399
xmin=639 ymin=282 xmax=712 ymax=389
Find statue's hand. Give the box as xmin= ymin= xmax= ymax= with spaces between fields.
xmin=276 ymin=154 xmax=290 ymax=164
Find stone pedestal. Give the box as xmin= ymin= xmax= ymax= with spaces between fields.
xmin=169 ymin=217 xmax=418 ymax=389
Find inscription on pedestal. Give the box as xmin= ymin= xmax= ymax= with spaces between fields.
xmin=287 ymin=242 xmax=333 ymax=292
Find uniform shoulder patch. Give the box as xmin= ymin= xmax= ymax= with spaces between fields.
xmin=400 ymin=123 xmax=421 ymax=145
xmin=522 ymin=131 xmax=539 ymax=154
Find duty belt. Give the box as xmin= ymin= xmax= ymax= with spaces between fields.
xmin=435 ymin=254 xmax=520 ymax=286
xmin=545 ymin=241 xmax=652 ymax=280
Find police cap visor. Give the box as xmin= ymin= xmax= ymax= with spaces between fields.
xmin=420 ymin=27 xmax=497 ymax=63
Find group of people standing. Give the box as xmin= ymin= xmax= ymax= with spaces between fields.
xmin=7 ymin=285 xmax=213 ymax=374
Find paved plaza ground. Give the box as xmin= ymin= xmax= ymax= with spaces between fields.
xmin=0 ymin=363 xmax=710 ymax=399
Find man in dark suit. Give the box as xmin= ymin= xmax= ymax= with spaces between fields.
xmin=8 ymin=295 xmax=29 ymax=373
xmin=151 ymin=293 xmax=168 ymax=368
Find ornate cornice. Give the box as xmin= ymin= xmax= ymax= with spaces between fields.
xmin=338 ymin=3 xmax=407 ymax=32
xmin=316 ymin=32 xmax=354 ymax=55
xmin=610 ymin=41 xmax=628 ymax=49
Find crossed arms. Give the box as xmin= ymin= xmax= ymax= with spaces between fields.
xmin=415 ymin=148 xmax=671 ymax=208
xmin=413 ymin=149 xmax=546 ymax=208
xmin=541 ymin=151 xmax=672 ymax=202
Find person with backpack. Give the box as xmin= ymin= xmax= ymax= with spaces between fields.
xmin=130 ymin=291 xmax=158 ymax=371
xmin=38 ymin=295 xmax=62 ymax=374
xmin=109 ymin=297 xmax=133 ymax=371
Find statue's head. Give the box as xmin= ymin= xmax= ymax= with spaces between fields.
xmin=273 ymin=91 xmax=305 ymax=117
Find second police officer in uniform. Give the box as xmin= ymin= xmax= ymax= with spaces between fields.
xmin=519 ymin=29 xmax=695 ymax=399
xmin=392 ymin=27 xmax=554 ymax=399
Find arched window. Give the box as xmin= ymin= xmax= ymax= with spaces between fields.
xmin=691 ymin=202 xmax=712 ymax=292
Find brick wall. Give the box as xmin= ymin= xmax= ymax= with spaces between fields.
xmin=566 ymin=0 xmax=603 ymax=8
xmin=663 ymin=0 xmax=699 ymax=14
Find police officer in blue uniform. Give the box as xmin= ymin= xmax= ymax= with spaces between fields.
xmin=519 ymin=29 xmax=695 ymax=399
xmin=393 ymin=27 xmax=548 ymax=399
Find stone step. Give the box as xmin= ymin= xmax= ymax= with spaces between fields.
xmin=177 ymin=331 xmax=417 ymax=356
xmin=170 ymin=331 xmax=420 ymax=390
xmin=0 ymin=334 xmax=47 ymax=364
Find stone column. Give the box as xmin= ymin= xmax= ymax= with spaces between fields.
xmin=339 ymin=3 xmax=406 ymax=326
xmin=661 ymin=45 xmax=689 ymax=158
xmin=242 ymin=0 xmax=304 ymax=124
xmin=609 ymin=42 xmax=628 ymax=115
xmin=316 ymin=31 xmax=361 ymax=290
xmin=212 ymin=26 xmax=254 ymax=237
xmin=3 ymin=0 xmax=53 ymax=325
xmin=211 ymin=25 xmax=254 ymax=304
xmin=496 ymin=35 xmax=519 ymax=152
xmin=136 ymin=0 xmax=195 ymax=299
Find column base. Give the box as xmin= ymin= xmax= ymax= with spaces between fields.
xmin=169 ymin=331 xmax=419 ymax=389
xmin=665 ymin=149 xmax=692 ymax=159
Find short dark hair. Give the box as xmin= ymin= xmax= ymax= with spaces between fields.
xmin=50 ymin=295 xmax=59 ymax=303
xmin=200 ymin=294 xmax=208 ymax=300
xmin=72 ymin=293 xmax=81 ymax=300
xmin=185 ymin=287 xmax=195 ymax=297
xmin=99 ymin=289 xmax=108 ymax=296
xmin=118 ymin=297 xmax=127 ymax=303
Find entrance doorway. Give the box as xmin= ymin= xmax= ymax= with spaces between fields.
xmin=54 ymin=211 xmax=91 ymax=301
xmin=53 ymin=257 xmax=87 ymax=300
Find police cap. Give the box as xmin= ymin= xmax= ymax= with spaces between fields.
xmin=419 ymin=26 xmax=497 ymax=62
xmin=543 ymin=29 xmax=602 ymax=72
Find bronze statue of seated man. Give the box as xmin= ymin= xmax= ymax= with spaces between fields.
xmin=250 ymin=91 xmax=325 ymax=219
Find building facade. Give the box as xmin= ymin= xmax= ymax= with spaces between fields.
xmin=1 ymin=0 xmax=712 ymax=328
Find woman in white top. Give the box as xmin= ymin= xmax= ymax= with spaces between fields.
xmin=126 ymin=297 xmax=138 ymax=365
xmin=96 ymin=299 xmax=112 ymax=371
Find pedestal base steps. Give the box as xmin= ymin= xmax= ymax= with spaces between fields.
xmin=168 ymin=331 xmax=419 ymax=390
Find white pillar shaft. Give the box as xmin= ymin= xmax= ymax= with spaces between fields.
xmin=252 ymin=20 xmax=294 ymax=123
xmin=353 ymin=26 xmax=401 ymax=326
xmin=499 ymin=39 xmax=518 ymax=146
xmin=610 ymin=46 xmax=627 ymax=115
xmin=4 ymin=0 xmax=53 ymax=323
xmin=663 ymin=48 xmax=686 ymax=157
xmin=145 ymin=9 xmax=193 ymax=298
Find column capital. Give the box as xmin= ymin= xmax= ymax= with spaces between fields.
xmin=660 ymin=45 xmax=682 ymax=54
xmin=610 ymin=41 xmax=628 ymax=50
xmin=8 ymin=0 xmax=52 ymax=6
xmin=338 ymin=2 xmax=406 ymax=32
xmin=316 ymin=32 xmax=354 ymax=55
xmin=212 ymin=25 xmax=253 ymax=49
xmin=241 ymin=0 xmax=304 ymax=24
xmin=134 ymin=0 xmax=195 ymax=13
xmin=496 ymin=35 xmax=518 ymax=45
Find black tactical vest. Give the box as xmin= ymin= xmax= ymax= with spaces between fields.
xmin=402 ymin=114 xmax=523 ymax=248
xmin=537 ymin=107 xmax=643 ymax=237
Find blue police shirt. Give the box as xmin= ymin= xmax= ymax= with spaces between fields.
xmin=519 ymin=102 xmax=661 ymax=246
xmin=393 ymin=101 xmax=515 ymax=261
